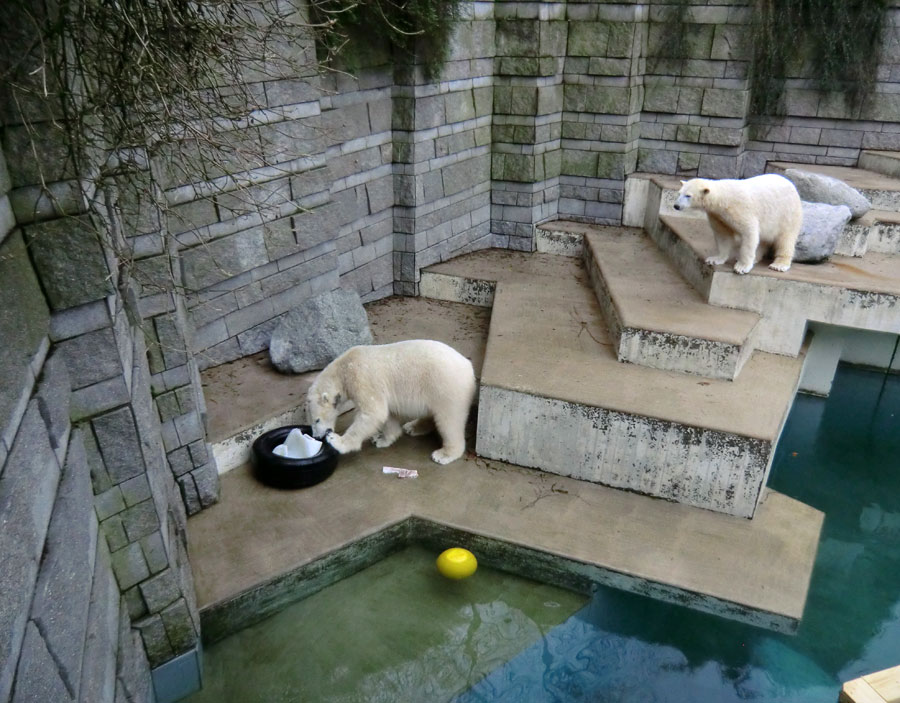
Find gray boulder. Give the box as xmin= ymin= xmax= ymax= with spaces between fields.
xmin=269 ymin=289 xmax=373 ymax=373
xmin=783 ymin=168 xmax=871 ymax=218
xmin=793 ymin=202 xmax=853 ymax=263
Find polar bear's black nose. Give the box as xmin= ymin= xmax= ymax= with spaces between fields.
xmin=673 ymin=202 xmax=682 ymax=210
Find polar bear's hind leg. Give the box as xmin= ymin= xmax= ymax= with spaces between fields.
xmin=372 ymin=416 xmax=403 ymax=448
xmin=431 ymin=404 xmax=468 ymax=465
xmin=403 ymin=417 xmax=435 ymax=436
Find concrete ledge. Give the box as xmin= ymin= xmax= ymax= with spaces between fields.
xmin=418 ymin=270 xmax=496 ymax=307
xmin=859 ymin=150 xmax=900 ymax=179
xmin=476 ymin=384 xmax=774 ymax=518
xmin=535 ymin=220 xmax=593 ymax=257
xmin=582 ymin=226 xmax=760 ymax=380
xmin=626 ymin=172 xmax=898 ymax=263
xmin=768 ymin=161 xmax=900 ymax=212
xmin=870 ymin=209 xmax=900 ymax=255
xmin=189 ymin=441 xmax=823 ymax=642
xmin=658 ymin=215 xmax=900 ymax=356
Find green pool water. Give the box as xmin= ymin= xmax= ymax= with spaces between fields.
xmin=187 ymin=546 xmax=587 ymax=703
xmin=189 ymin=365 xmax=899 ymax=702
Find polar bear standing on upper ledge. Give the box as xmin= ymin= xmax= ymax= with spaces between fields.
xmin=307 ymin=340 xmax=476 ymax=465
xmin=673 ymin=174 xmax=803 ymax=274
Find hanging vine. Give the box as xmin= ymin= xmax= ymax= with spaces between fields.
xmin=750 ymin=0 xmax=889 ymax=115
xmin=310 ymin=0 xmax=462 ymax=79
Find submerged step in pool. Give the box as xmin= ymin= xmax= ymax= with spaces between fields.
xmin=187 ymin=546 xmax=587 ymax=702
xmin=190 ymin=366 xmax=899 ymax=702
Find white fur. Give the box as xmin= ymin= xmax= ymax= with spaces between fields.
xmin=673 ymin=174 xmax=803 ymax=274
xmin=307 ymin=340 xmax=477 ymax=465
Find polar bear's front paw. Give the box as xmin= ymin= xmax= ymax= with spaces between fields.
xmin=431 ymin=447 xmax=462 ymax=465
xmin=733 ymin=260 xmax=753 ymax=274
xmin=326 ymin=432 xmax=351 ymax=454
xmin=768 ymin=260 xmax=791 ymax=272
xmin=705 ymin=255 xmax=728 ymax=266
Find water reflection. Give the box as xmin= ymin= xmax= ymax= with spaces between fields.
xmin=459 ymin=366 xmax=900 ymax=702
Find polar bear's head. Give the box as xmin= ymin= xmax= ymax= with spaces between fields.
xmin=307 ymin=375 xmax=344 ymax=439
xmin=673 ymin=179 xmax=711 ymax=212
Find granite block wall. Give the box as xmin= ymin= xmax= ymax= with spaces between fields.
xmin=743 ymin=3 xmax=900 ymax=173
xmin=1 ymin=109 xmax=200 ymax=702
xmin=391 ymin=1 xmax=496 ymax=292
xmin=145 ymin=0 xmax=900 ymax=358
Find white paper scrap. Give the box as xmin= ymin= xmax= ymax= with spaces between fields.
xmin=382 ymin=466 xmax=419 ymax=478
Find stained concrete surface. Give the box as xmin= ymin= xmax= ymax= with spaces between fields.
xmin=189 ymin=381 xmax=823 ymax=633
xmin=428 ymin=253 xmax=803 ymax=442
xmin=583 ymin=228 xmax=760 ymax=345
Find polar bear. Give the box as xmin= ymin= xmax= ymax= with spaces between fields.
xmin=307 ymin=340 xmax=477 ymax=465
xmin=673 ymin=174 xmax=802 ymax=274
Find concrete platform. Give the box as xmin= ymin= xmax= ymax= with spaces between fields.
xmin=582 ymin=226 xmax=761 ymax=379
xmin=420 ymin=246 xmax=804 ymax=516
xmin=476 ymin=276 xmax=803 ymax=518
xmin=187 ymin=420 xmax=823 ymax=640
xmin=626 ymin=171 xmax=900 ymax=260
xmin=654 ymin=214 xmax=900 ymax=356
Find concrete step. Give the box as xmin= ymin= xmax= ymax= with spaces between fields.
xmin=768 ymin=161 xmax=900 ymax=213
xmin=421 ymin=250 xmax=804 ymax=517
xmin=867 ymin=208 xmax=900 ymax=254
xmin=653 ymin=213 xmax=900 ymax=356
xmin=420 ymin=248 xmax=580 ymax=307
xmin=534 ymin=220 xmax=593 ymax=257
xmin=475 ymin=271 xmax=804 ymax=519
xmin=582 ymin=226 xmax=761 ymax=380
xmin=858 ymin=150 xmax=900 ymax=179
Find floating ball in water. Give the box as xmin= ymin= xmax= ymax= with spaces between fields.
xmin=436 ymin=547 xmax=478 ymax=580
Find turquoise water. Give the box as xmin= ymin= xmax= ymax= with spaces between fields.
xmin=457 ymin=365 xmax=900 ymax=702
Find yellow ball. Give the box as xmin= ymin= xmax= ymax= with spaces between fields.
xmin=436 ymin=548 xmax=478 ymax=580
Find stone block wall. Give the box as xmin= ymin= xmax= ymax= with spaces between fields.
xmin=391 ymin=2 xmax=496 ymax=292
xmin=1 ymin=113 xmax=200 ymax=701
xmin=638 ymin=0 xmax=753 ymax=179
xmin=637 ymin=0 xmax=900 ymax=178
xmin=560 ymin=1 xmax=646 ymax=223
xmin=144 ymin=0 xmax=900 ymax=360
xmin=743 ymin=3 xmax=900 ymax=173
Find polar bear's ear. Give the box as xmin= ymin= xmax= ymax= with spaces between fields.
xmin=321 ymin=392 xmax=329 ymax=404
xmin=680 ymin=180 xmax=686 ymax=186
xmin=333 ymin=392 xmax=343 ymax=408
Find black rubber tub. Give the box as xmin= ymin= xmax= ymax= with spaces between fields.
xmin=251 ymin=425 xmax=338 ymax=489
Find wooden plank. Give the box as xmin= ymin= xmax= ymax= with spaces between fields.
xmin=841 ymin=678 xmax=887 ymax=703
xmin=864 ymin=665 xmax=900 ymax=703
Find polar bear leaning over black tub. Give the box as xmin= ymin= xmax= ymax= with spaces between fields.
xmin=307 ymin=340 xmax=477 ymax=465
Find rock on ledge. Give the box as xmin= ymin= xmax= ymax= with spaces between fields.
xmin=784 ymin=168 xmax=872 ymax=218
xmin=269 ymin=289 xmax=373 ymax=373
